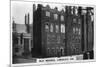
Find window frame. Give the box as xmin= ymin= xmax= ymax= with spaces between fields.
xmin=54 ymin=14 xmax=58 ymax=20
xmin=50 ymin=23 xmax=54 ymax=32
xmin=61 ymin=24 xmax=65 ymax=33
xmin=45 ymin=22 xmax=49 ymax=32
xmin=55 ymin=24 xmax=59 ymax=33
xmin=61 ymin=15 xmax=64 ymax=21
xmin=46 ymin=11 xmax=50 ymax=17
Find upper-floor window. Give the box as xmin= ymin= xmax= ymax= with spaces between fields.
xmin=50 ymin=23 xmax=54 ymax=32
xmin=73 ymin=27 xmax=81 ymax=35
xmin=55 ymin=25 xmax=59 ymax=33
xmin=54 ymin=14 xmax=58 ymax=20
xmin=91 ymin=15 xmax=94 ymax=22
xmin=61 ymin=24 xmax=65 ymax=33
xmin=73 ymin=18 xmax=76 ymax=23
xmin=78 ymin=19 xmax=81 ymax=24
xmin=76 ymin=27 xmax=78 ymax=33
xmin=73 ymin=27 xmax=75 ymax=34
xmin=46 ymin=11 xmax=50 ymax=17
xmin=82 ymin=10 xmax=87 ymax=15
xmin=78 ymin=28 xmax=81 ymax=35
xmin=75 ymin=8 xmax=78 ymax=15
xmin=45 ymin=22 xmax=49 ymax=32
xmin=61 ymin=15 xmax=64 ymax=21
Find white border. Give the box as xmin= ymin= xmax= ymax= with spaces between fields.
xmin=10 ymin=1 xmax=96 ymax=67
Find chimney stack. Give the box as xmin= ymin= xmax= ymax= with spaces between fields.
xmin=25 ymin=14 xmax=27 ymax=25
xmin=28 ymin=13 xmax=30 ymax=33
xmin=25 ymin=13 xmax=30 ymax=33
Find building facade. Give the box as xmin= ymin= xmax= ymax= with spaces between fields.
xmin=65 ymin=6 xmax=82 ymax=56
xmin=32 ymin=4 xmax=94 ymax=59
xmin=12 ymin=13 xmax=32 ymax=58
xmin=32 ymin=4 xmax=65 ymax=57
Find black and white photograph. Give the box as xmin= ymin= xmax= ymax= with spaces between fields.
xmin=11 ymin=0 xmax=95 ymax=66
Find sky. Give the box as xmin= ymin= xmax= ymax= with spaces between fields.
xmin=11 ymin=1 xmax=66 ymax=24
xmin=11 ymin=1 xmax=33 ymax=24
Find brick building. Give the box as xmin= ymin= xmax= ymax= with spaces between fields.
xmin=32 ymin=4 xmax=94 ymax=59
xmin=65 ymin=6 xmax=94 ymax=58
xmin=32 ymin=4 xmax=65 ymax=57
xmin=65 ymin=6 xmax=83 ymax=56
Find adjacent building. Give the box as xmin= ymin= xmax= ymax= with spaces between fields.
xmin=12 ymin=13 xmax=32 ymax=57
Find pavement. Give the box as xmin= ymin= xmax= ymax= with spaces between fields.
xmin=13 ymin=54 xmax=83 ymax=64
xmin=13 ymin=55 xmax=37 ymax=64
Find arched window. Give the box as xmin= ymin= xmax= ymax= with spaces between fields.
xmin=45 ymin=22 xmax=49 ymax=32
xmin=60 ymin=47 xmax=64 ymax=56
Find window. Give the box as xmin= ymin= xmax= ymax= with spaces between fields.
xmin=91 ymin=15 xmax=94 ymax=22
xmin=47 ymin=48 xmax=50 ymax=56
xmin=60 ymin=48 xmax=64 ymax=56
xmin=61 ymin=24 xmax=65 ymax=33
xmin=78 ymin=28 xmax=81 ymax=35
xmin=46 ymin=11 xmax=50 ymax=17
xmin=75 ymin=8 xmax=78 ymax=15
xmin=54 ymin=14 xmax=58 ymax=20
xmin=55 ymin=25 xmax=59 ymax=33
xmin=45 ymin=23 xmax=49 ymax=32
xmin=76 ymin=27 xmax=78 ymax=32
xmin=73 ymin=27 xmax=75 ymax=34
xmin=61 ymin=15 xmax=64 ymax=21
xmin=76 ymin=27 xmax=80 ymax=34
xmin=73 ymin=27 xmax=81 ymax=35
xmin=73 ymin=18 xmax=76 ymax=23
xmin=71 ymin=7 xmax=73 ymax=14
xmin=78 ymin=19 xmax=81 ymax=24
xmin=50 ymin=23 xmax=53 ymax=32
xmin=82 ymin=10 xmax=87 ymax=15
